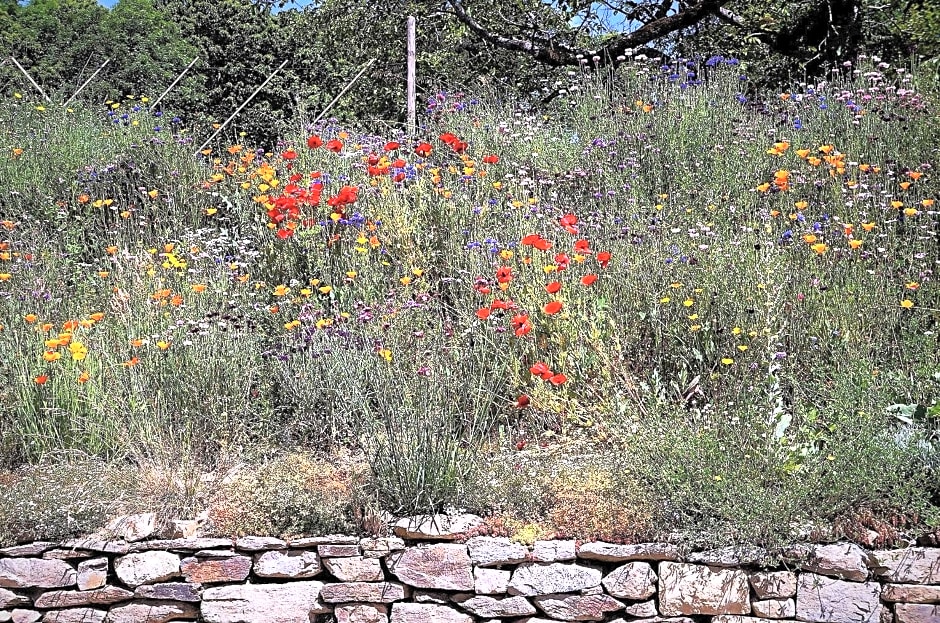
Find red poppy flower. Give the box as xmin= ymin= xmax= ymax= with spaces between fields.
xmin=543 ymin=300 xmax=563 ymax=315
xmin=476 ymin=308 xmax=491 ymax=320
xmin=529 ymin=362 xmax=552 ymax=379
xmin=548 ymin=373 xmax=567 ymax=386
xmin=415 ymin=142 xmax=432 ymax=157
xmin=597 ymin=251 xmax=611 ymax=268
xmin=574 ymin=239 xmax=591 ymax=253
xmin=521 ymin=234 xmax=553 ymax=251
xmin=288 ymin=173 xmax=303 ymax=183
xmin=545 ymin=281 xmax=562 ymax=294
xmin=391 ymin=158 xmax=407 ymax=168
xmin=515 ymin=394 xmax=530 ymax=408
xmin=581 ymin=274 xmax=598 ymax=286
xmin=559 ymin=213 xmax=579 ymax=234
xmin=554 ymin=253 xmax=570 ymax=271
xmin=281 ymin=149 xmax=297 ymax=160
xmin=326 ymin=139 xmax=343 ymax=152
xmin=491 ymin=299 xmax=513 ymax=311
xmin=516 ymin=440 xmax=527 ymax=450
xmin=514 ymin=322 xmax=532 ymax=337
xmin=393 ymin=172 xmax=405 ymax=183
xmin=495 ymin=266 xmax=513 ymax=283
xmin=511 ymin=314 xmax=529 ymax=328
xmin=440 ymin=132 xmax=458 ymax=145
xmin=307 ymin=135 xmax=323 ymax=149
xmin=384 ymin=141 xmax=400 ymax=151
xmin=276 ymin=228 xmax=294 ymax=239
xmin=451 ymin=140 xmax=468 ymax=153
xmin=482 ymin=154 xmax=500 ymax=164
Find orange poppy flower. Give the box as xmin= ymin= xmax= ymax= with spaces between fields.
xmin=543 ymin=300 xmax=563 ymax=315
xmin=77 ymin=371 xmax=90 ymax=384
xmin=476 ymin=308 xmax=491 ymax=320
xmin=35 ymin=374 xmax=49 ymax=385
xmin=123 ymin=356 xmax=140 ymax=367
xmin=581 ymin=274 xmax=598 ymax=286
xmin=545 ymin=281 xmax=562 ymax=294
xmin=89 ymin=312 xmax=104 ymax=322
xmin=548 ymin=373 xmax=567 ymax=386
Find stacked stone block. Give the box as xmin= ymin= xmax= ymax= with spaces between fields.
xmin=0 ymin=515 xmax=937 ymax=622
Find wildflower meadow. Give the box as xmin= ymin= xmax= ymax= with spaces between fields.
xmin=1 ymin=55 xmax=938 ymax=548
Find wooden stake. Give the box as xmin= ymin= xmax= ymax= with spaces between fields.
xmin=9 ymin=57 xmax=51 ymax=103
xmin=310 ymin=58 xmax=376 ymax=126
xmin=150 ymin=56 xmax=200 ymax=111
xmin=63 ymin=58 xmax=110 ymax=106
xmin=407 ymin=16 xmax=416 ymax=137
xmin=193 ymin=59 xmax=289 ymax=157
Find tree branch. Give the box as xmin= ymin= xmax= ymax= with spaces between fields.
xmin=445 ymin=0 xmax=731 ymax=67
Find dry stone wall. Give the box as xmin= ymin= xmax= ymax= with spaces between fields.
xmin=0 ymin=513 xmax=938 ymax=623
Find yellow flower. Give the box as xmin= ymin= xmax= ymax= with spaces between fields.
xmin=861 ymin=222 xmax=876 ymax=232
xmin=811 ymin=243 xmax=828 ymax=255
xmin=848 ymin=239 xmax=863 ymax=250
xmin=660 ymin=296 xmax=671 ymax=304
xmin=273 ymin=285 xmax=290 ymax=296
xmin=689 ymin=325 xmax=702 ymax=332
xmin=900 ymin=299 xmax=914 ymax=309
xmin=400 ymin=276 xmax=412 ymax=286
xmin=43 ymin=350 xmax=61 ymax=362
xmin=732 ymin=327 xmax=742 ymax=335
xmin=284 ymin=320 xmax=301 ymax=330
xmin=903 ymin=207 xmax=918 ymax=217
xmin=378 ymin=348 xmax=392 ymax=362
xmin=906 ymin=282 xmax=920 ymax=290
xmin=0 ymin=273 xmax=10 ymax=281
xmin=318 ymin=285 xmax=332 ymax=294
xmin=156 ymin=340 xmax=171 ymax=350
xmin=683 ymin=298 xmax=694 ymax=307
xmin=737 ymin=345 xmax=748 ymax=352
xmin=69 ymin=341 xmax=88 ymax=361
xmin=721 ymin=358 xmax=734 ymax=365
xmin=345 ymin=271 xmax=357 ymax=280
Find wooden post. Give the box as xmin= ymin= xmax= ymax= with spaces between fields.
xmin=9 ymin=57 xmax=51 ymax=103
xmin=193 ymin=59 xmax=289 ymax=157
xmin=310 ymin=58 xmax=376 ymax=126
xmin=407 ymin=16 xmax=416 ymax=137
xmin=150 ymin=56 xmax=200 ymax=111
xmin=63 ymin=58 xmax=110 ymax=106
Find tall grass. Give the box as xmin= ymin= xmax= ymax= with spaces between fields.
xmin=0 ymin=55 xmax=938 ymax=538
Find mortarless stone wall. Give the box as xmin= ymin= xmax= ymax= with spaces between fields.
xmin=0 ymin=513 xmax=938 ymax=623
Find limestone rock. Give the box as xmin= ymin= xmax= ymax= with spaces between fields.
xmin=57 ymin=541 xmax=128 ymax=555
xmin=0 ymin=589 xmax=29 ymax=608
xmin=393 ymin=515 xmax=483 ymax=541
xmin=602 ymin=561 xmax=657 ymax=599
xmin=795 ymin=573 xmax=881 ymax=623
xmin=113 ymin=553 xmax=180 ymax=587
xmin=8 ymin=610 xmax=40 ymax=623
xmin=0 ymin=559 xmax=77 ymax=589
xmin=134 ymin=583 xmax=201 ymax=603
xmin=474 ymin=568 xmax=510 ymax=595
xmin=533 ymin=593 xmax=624 ymax=621
xmin=160 ymin=520 xmax=201 ymax=540
xmin=785 ymin=543 xmax=870 ymax=581
xmin=76 ymin=559 xmax=107 ymax=591
xmin=126 ymin=539 xmax=233 ymax=554
xmin=894 ymin=604 xmax=940 ymax=623
xmin=752 ymin=598 xmax=795 ymax=619
xmin=881 ymin=584 xmax=940 ymax=603
xmin=179 ymin=555 xmax=250 ymax=583
xmin=253 ymin=551 xmax=320 ymax=579
xmin=40 ymin=609 xmax=106 ymax=623
xmin=750 ymin=571 xmax=798 ymax=599
xmin=577 ymin=542 xmax=679 ymax=562
xmin=322 ymin=556 xmax=383 ymax=582
xmin=319 ymin=545 xmax=360 ymax=558
xmin=104 ymin=514 xmax=157 ymax=543
xmin=686 ymin=546 xmax=769 ymax=567
xmin=624 ymin=600 xmax=658 ymax=617
xmin=201 ymin=581 xmax=329 ymax=623
xmin=454 ymin=595 xmax=536 ymax=618
xmin=712 ymin=617 xmax=786 ymax=623
xmin=412 ymin=591 xmax=450 ymax=604
xmin=234 ymin=537 xmax=285 ymax=552
xmin=0 ymin=544 xmax=56 ymax=558
xmin=34 ymin=586 xmax=133 ymax=609
xmin=508 ymin=563 xmax=602 ymax=597
xmin=40 ymin=552 xmax=90 ymax=562
xmin=289 ymin=536 xmax=358 ymax=548
xmin=389 ymin=603 xmax=472 ymax=623
xmin=319 ymin=582 xmax=407 ymax=603
xmin=870 ymin=548 xmax=940 ymax=584
xmin=388 ymin=544 xmax=473 ymax=591
xmin=360 ymin=538 xmax=406 ymax=558
xmin=335 ymin=604 xmax=389 ymax=623
xmin=658 ymin=562 xmax=750 ymax=616
xmin=531 ymin=541 xmax=576 ymax=563
xmin=466 ymin=538 xmax=528 ymax=567
xmin=105 ymin=600 xmax=199 ymax=623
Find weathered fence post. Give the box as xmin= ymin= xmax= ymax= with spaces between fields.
xmin=150 ymin=56 xmax=200 ymax=111
xmin=63 ymin=58 xmax=111 ymax=106
xmin=9 ymin=57 xmax=51 ymax=103
xmin=407 ymin=16 xmax=416 ymax=137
